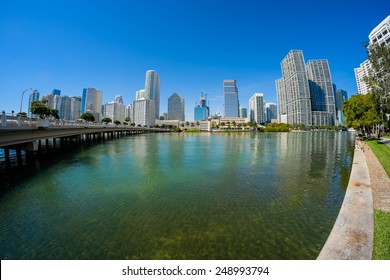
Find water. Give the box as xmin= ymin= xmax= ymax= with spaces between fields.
xmin=0 ymin=132 xmax=354 ymax=259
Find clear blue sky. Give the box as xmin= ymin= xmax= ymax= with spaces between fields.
xmin=0 ymin=0 xmax=389 ymax=120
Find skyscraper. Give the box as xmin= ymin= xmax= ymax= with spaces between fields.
xmin=355 ymin=15 xmax=390 ymax=94
xmin=335 ymin=89 xmax=348 ymax=125
xmin=265 ymin=103 xmax=277 ymax=123
xmin=275 ymin=78 xmax=287 ymax=123
xmin=239 ymin=107 xmax=248 ymax=118
xmin=194 ymin=97 xmax=209 ymax=121
xmin=144 ymin=70 xmax=160 ymax=119
xmin=278 ymin=50 xmax=312 ymax=126
xmin=70 ymin=96 xmax=81 ymax=121
xmin=82 ymin=88 xmax=103 ymax=122
xmin=28 ymin=90 xmax=40 ymax=117
xmin=277 ymin=50 xmax=337 ymax=126
xmin=168 ymin=92 xmax=185 ymax=121
xmin=306 ymin=59 xmax=336 ymax=125
xmin=249 ymin=93 xmax=264 ymax=124
xmin=224 ymin=80 xmax=239 ymax=118
xmin=132 ymin=98 xmax=155 ymax=127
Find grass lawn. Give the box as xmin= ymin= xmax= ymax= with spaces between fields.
xmin=373 ymin=209 xmax=390 ymax=260
xmin=366 ymin=139 xmax=390 ymax=259
xmin=366 ymin=139 xmax=390 ymax=177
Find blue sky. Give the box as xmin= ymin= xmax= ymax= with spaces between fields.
xmin=0 ymin=0 xmax=389 ymax=120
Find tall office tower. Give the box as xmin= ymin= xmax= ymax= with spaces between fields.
xmin=132 ymin=98 xmax=155 ymax=127
xmin=28 ymin=90 xmax=40 ymax=117
xmin=168 ymin=92 xmax=185 ymax=121
xmin=335 ymin=89 xmax=348 ymax=125
xmin=114 ymin=94 xmax=124 ymax=104
xmin=354 ymin=60 xmax=371 ymax=95
xmin=355 ymin=15 xmax=390 ymax=94
xmin=249 ymin=93 xmax=264 ymax=124
xmin=144 ymin=70 xmax=160 ymax=119
xmin=70 ymin=96 xmax=81 ymax=121
xmin=42 ymin=94 xmax=55 ymax=109
xmin=279 ymin=50 xmax=312 ymax=126
xmin=52 ymin=89 xmax=61 ymax=96
xmin=275 ymin=78 xmax=287 ymax=123
xmin=306 ymin=60 xmax=337 ymax=126
xmin=126 ymin=104 xmax=133 ymax=122
xmin=136 ymin=89 xmax=146 ymax=100
xmin=104 ymin=95 xmax=126 ymax=123
xmin=82 ymin=88 xmax=103 ymax=122
xmin=265 ymin=103 xmax=277 ymax=123
xmin=224 ymin=80 xmax=239 ymax=117
xmin=59 ymin=96 xmax=71 ymax=120
xmin=194 ymin=97 xmax=209 ymax=121
xmin=239 ymin=107 xmax=248 ymax=118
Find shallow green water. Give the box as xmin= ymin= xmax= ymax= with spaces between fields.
xmin=0 ymin=132 xmax=354 ymax=259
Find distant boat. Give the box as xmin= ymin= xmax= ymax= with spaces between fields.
xmin=348 ymin=128 xmax=356 ymax=132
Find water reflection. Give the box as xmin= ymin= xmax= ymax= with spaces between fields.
xmin=0 ymin=132 xmax=354 ymax=259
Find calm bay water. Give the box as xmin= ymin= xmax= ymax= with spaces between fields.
xmin=0 ymin=132 xmax=354 ymax=259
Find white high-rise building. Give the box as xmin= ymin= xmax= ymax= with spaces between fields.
xmin=136 ymin=89 xmax=146 ymax=100
xmin=82 ymin=88 xmax=103 ymax=122
xmin=126 ymin=103 xmax=133 ymax=123
xmin=276 ymin=78 xmax=287 ymax=123
xmin=278 ymin=50 xmax=312 ymax=126
xmin=132 ymin=98 xmax=155 ymax=127
xmin=70 ymin=96 xmax=81 ymax=121
xmin=249 ymin=93 xmax=264 ymax=124
xmin=144 ymin=70 xmax=160 ymax=119
xmin=355 ymin=15 xmax=390 ymax=95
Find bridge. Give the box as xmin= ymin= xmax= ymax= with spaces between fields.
xmin=0 ymin=114 xmax=171 ymax=171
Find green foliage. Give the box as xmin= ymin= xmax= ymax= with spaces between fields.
xmin=16 ymin=112 xmax=27 ymax=117
xmin=80 ymin=112 xmax=95 ymax=122
xmin=30 ymin=100 xmax=59 ymax=119
xmin=373 ymin=209 xmax=390 ymax=260
xmin=365 ymin=43 xmax=390 ymax=130
xmin=343 ymin=94 xmax=380 ymax=133
xmin=102 ymin=117 xmax=112 ymax=124
xmin=114 ymin=120 xmax=121 ymax=125
xmin=125 ymin=117 xmax=131 ymax=122
xmin=264 ymin=123 xmax=290 ymax=132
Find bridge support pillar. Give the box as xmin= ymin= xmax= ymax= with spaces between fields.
xmin=3 ymin=147 xmax=11 ymax=172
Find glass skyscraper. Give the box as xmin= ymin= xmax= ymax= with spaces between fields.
xmin=145 ymin=70 xmax=160 ymax=119
xmin=224 ymin=80 xmax=239 ymax=118
xmin=168 ymin=92 xmax=185 ymax=121
xmin=306 ymin=59 xmax=336 ymax=126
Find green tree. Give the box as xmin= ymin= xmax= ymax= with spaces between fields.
xmin=125 ymin=117 xmax=131 ymax=123
xmin=114 ymin=120 xmax=121 ymax=126
xmin=30 ymin=100 xmax=59 ymax=119
xmin=102 ymin=117 xmax=112 ymax=124
xmin=343 ymin=93 xmax=380 ymax=136
xmin=364 ymin=43 xmax=390 ymax=134
xmin=80 ymin=112 xmax=95 ymax=122
xmin=16 ymin=112 xmax=27 ymax=117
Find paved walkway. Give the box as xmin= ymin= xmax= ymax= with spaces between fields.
xmin=362 ymin=140 xmax=390 ymax=212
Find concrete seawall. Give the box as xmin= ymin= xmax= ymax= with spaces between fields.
xmin=317 ymin=145 xmax=373 ymax=260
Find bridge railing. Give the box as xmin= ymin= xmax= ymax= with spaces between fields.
xmin=1 ymin=112 xmax=166 ymax=130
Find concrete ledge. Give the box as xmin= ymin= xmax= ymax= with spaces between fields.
xmin=317 ymin=146 xmax=373 ymax=260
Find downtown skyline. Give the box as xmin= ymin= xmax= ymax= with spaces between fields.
xmin=0 ymin=0 xmax=389 ymax=121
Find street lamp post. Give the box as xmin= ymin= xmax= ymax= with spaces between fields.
xmin=18 ymin=88 xmax=32 ymax=127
